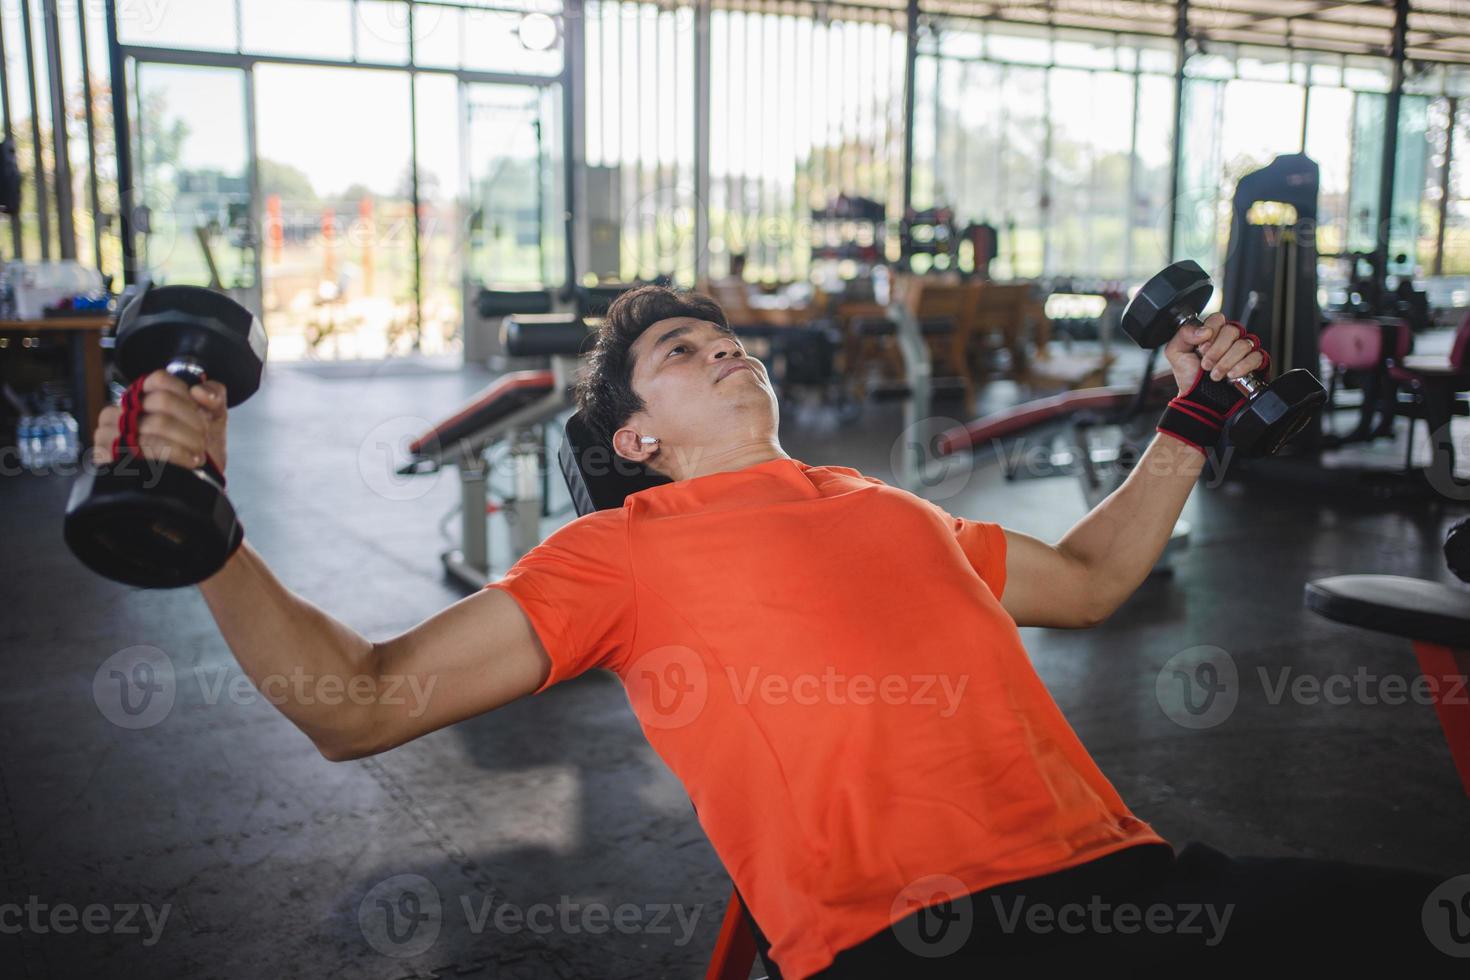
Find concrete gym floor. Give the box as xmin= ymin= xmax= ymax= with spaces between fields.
xmin=2 ymin=346 xmax=1469 ymax=980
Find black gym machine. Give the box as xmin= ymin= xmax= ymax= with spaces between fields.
xmin=1214 ymin=152 xmax=1469 ymax=499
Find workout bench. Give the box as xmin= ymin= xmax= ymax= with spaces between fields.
xmin=936 ymin=363 xmax=1189 ymax=573
xmin=1305 ymin=521 xmax=1470 ymax=796
xmin=556 ymin=409 xmax=776 ymax=980
xmin=400 ymin=314 xmax=592 ymax=589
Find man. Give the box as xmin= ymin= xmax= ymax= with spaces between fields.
xmin=96 ymin=286 xmax=1450 ymax=977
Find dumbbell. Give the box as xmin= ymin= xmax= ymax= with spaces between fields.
xmin=1120 ymin=260 xmax=1326 ymax=457
xmin=64 ymin=285 xmax=267 ymax=588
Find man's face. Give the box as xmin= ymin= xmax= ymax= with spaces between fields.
xmin=612 ymin=316 xmax=778 ymax=476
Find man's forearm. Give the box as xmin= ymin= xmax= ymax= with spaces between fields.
xmin=197 ymin=541 xmax=378 ymax=754
xmin=1056 ymin=433 xmax=1206 ymax=621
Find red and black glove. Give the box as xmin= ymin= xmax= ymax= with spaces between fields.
xmin=112 ymin=376 xmax=228 ymax=490
xmin=1157 ymin=326 xmax=1271 ymax=455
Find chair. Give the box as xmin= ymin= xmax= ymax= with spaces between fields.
xmin=1385 ymin=310 xmax=1470 ymax=480
xmin=1318 ymin=318 xmax=1413 ymax=447
xmin=704 ymin=277 xmax=769 ymax=329
xmin=846 ymin=275 xmax=981 ymax=408
xmin=968 ymin=282 xmax=1042 ymax=382
xmin=986 ymin=284 xmax=1116 ymax=393
xmin=703 ymin=276 xmax=819 ymax=330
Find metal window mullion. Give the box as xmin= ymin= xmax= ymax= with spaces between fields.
xmin=409 ymin=1 xmax=423 ymax=346
xmin=77 ymin=5 xmax=104 ymax=273
xmin=694 ymin=0 xmax=711 ymax=284
xmin=457 ymin=77 xmax=470 ymax=286
xmin=900 ymin=0 xmax=918 ymax=216
xmin=1041 ymin=67 xmax=1052 ymax=275
xmin=1374 ymin=0 xmax=1408 ymax=277
xmin=1166 ymin=0 xmax=1188 ymax=263
xmin=244 ymin=63 xmax=263 ymax=311
xmin=726 ymin=7 xmax=737 ymax=271
xmin=958 ymin=58 xmax=969 ymax=226
xmin=783 ymin=5 xmax=795 ymax=281
xmin=1125 ymin=66 xmax=1140 ymax=277
xmin=0 ymin=8 xmax=21 ymax=258
xmin=934 ymin=48 xmax=945 ymax=210
xmin=1433 ymin=95 xmax=1455 ymax=277
xmin=636 ymin=2 xmax=646 ymax=279
xmin=20 ymin=0 xmax=51 ymax=260
xmin=118 ymin=42 xmax=558 ymax=88
xmin=747 ymin=5 xmax=759 ymax=275
xmin=566 ymin=0 xmax=585 ymax=291
xmin=996 ymin=64 xmax=1007 ymax=274
xmin=42 ymin=0 xmax=75 ymax=260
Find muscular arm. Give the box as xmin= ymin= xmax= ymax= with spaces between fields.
xmin=999 ymin=434 xmax=1204 ymax=629
xmin=199 ymin=542 xmax=551 ymax=761
xmin=998 ymin=311 xmax=1264 ymax=629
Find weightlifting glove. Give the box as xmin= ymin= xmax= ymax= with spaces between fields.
xmin=112 ymin=375 xmax=230 ymax=491
xmin=1156 ymin=325 xmax=1270 ymax=455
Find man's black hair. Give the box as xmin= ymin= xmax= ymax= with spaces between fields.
xmin=574 ymin=285 xmax=729 ymax=451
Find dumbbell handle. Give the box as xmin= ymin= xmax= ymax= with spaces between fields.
xmin=160 ymin=355 xmax=225 ymax=490
xmin=1172 ymin=310 xmax=1267 ymax=399
xmin=166 ymin=355 xmax=208 ymax=388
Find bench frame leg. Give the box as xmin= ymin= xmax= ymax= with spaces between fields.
xmin=1411 ymin=641 xmax=1470 ymax=798
xmin=442 ymin=455 xmax=491 ymax=590
xmin=705 ymin=886 xmax=758 ymax=980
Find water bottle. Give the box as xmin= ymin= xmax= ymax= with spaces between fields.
xmin=24 ymin=413 xmax=45 ymax=472
xmin=61 ymin=411 xmax=79 ymax=465
xmin=54 ymin=411 xmax=72 ymax=465
xmin=16 ymin=413 xmax=33 ymax=470
xmin=37 ymin=411 xmax=56 ymax=469
xmin=35 ymin=411 xmax=50 ymax=468
xmin=49 ymin=411 xmax=70 ymax=466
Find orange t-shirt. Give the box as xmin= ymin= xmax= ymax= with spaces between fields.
xmin=484 ymin=457 xmax=1168 ymax=979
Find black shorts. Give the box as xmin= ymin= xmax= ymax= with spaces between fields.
xmin=806 ymin=841 xmax=1462 ymax=977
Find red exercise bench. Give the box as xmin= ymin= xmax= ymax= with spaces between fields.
xmin=1305 ymin=520 xmax=1470 ymax=796
xmin=399 ymin=314 xmax=593 ymax=589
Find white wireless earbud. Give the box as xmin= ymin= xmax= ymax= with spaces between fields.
xmin=640 ymin=436 xmax=659 ymax=446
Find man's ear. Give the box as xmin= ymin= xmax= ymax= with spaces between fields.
xmin=611 ymin=425 xmax=659 ymax=466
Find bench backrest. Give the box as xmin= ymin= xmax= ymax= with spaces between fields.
xmin=559 ymin=412 xmax=672 ymax=516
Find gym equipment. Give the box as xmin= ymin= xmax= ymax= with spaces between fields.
xmin=400 ymin=314 xmax=594 ymax=590
xmin=1213 ymin=154 xmax=1463 ymax=497
xmin=1447 ymin=518 xmax=1469 ymax=582
xmin=960 ymin=219 xmax=999 ymax=280
xmin=897 ymin=204 xmax=959 ymax=273
xmin=63 ymin=285 xmax=267 ymax=588
xmin=1305 ymin=517 xmax=1470 ymax=795
xmin=1326 ymin=250 xmax=1432 ymax=335
xmin=1120 ymin=260 xmax=1326 ymax=458
xmin=1221 ymin=153 xmax=1322 ymax=450
xmin=0 ymin=138 xmax=21 ymax=217
xmin=1387 ymin=313 xmax=1470 ymax=492
xmin=1318 ymin=318 xmax=1414 ymax=449
xmin=410 ymin=302 xmax=845 ymax=585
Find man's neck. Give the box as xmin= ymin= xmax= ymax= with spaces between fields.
xmin=670 ymin=443 xmax=791 ymax=482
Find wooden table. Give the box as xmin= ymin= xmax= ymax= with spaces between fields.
xmin=0 ymin=316 xmax=112 ymax=447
